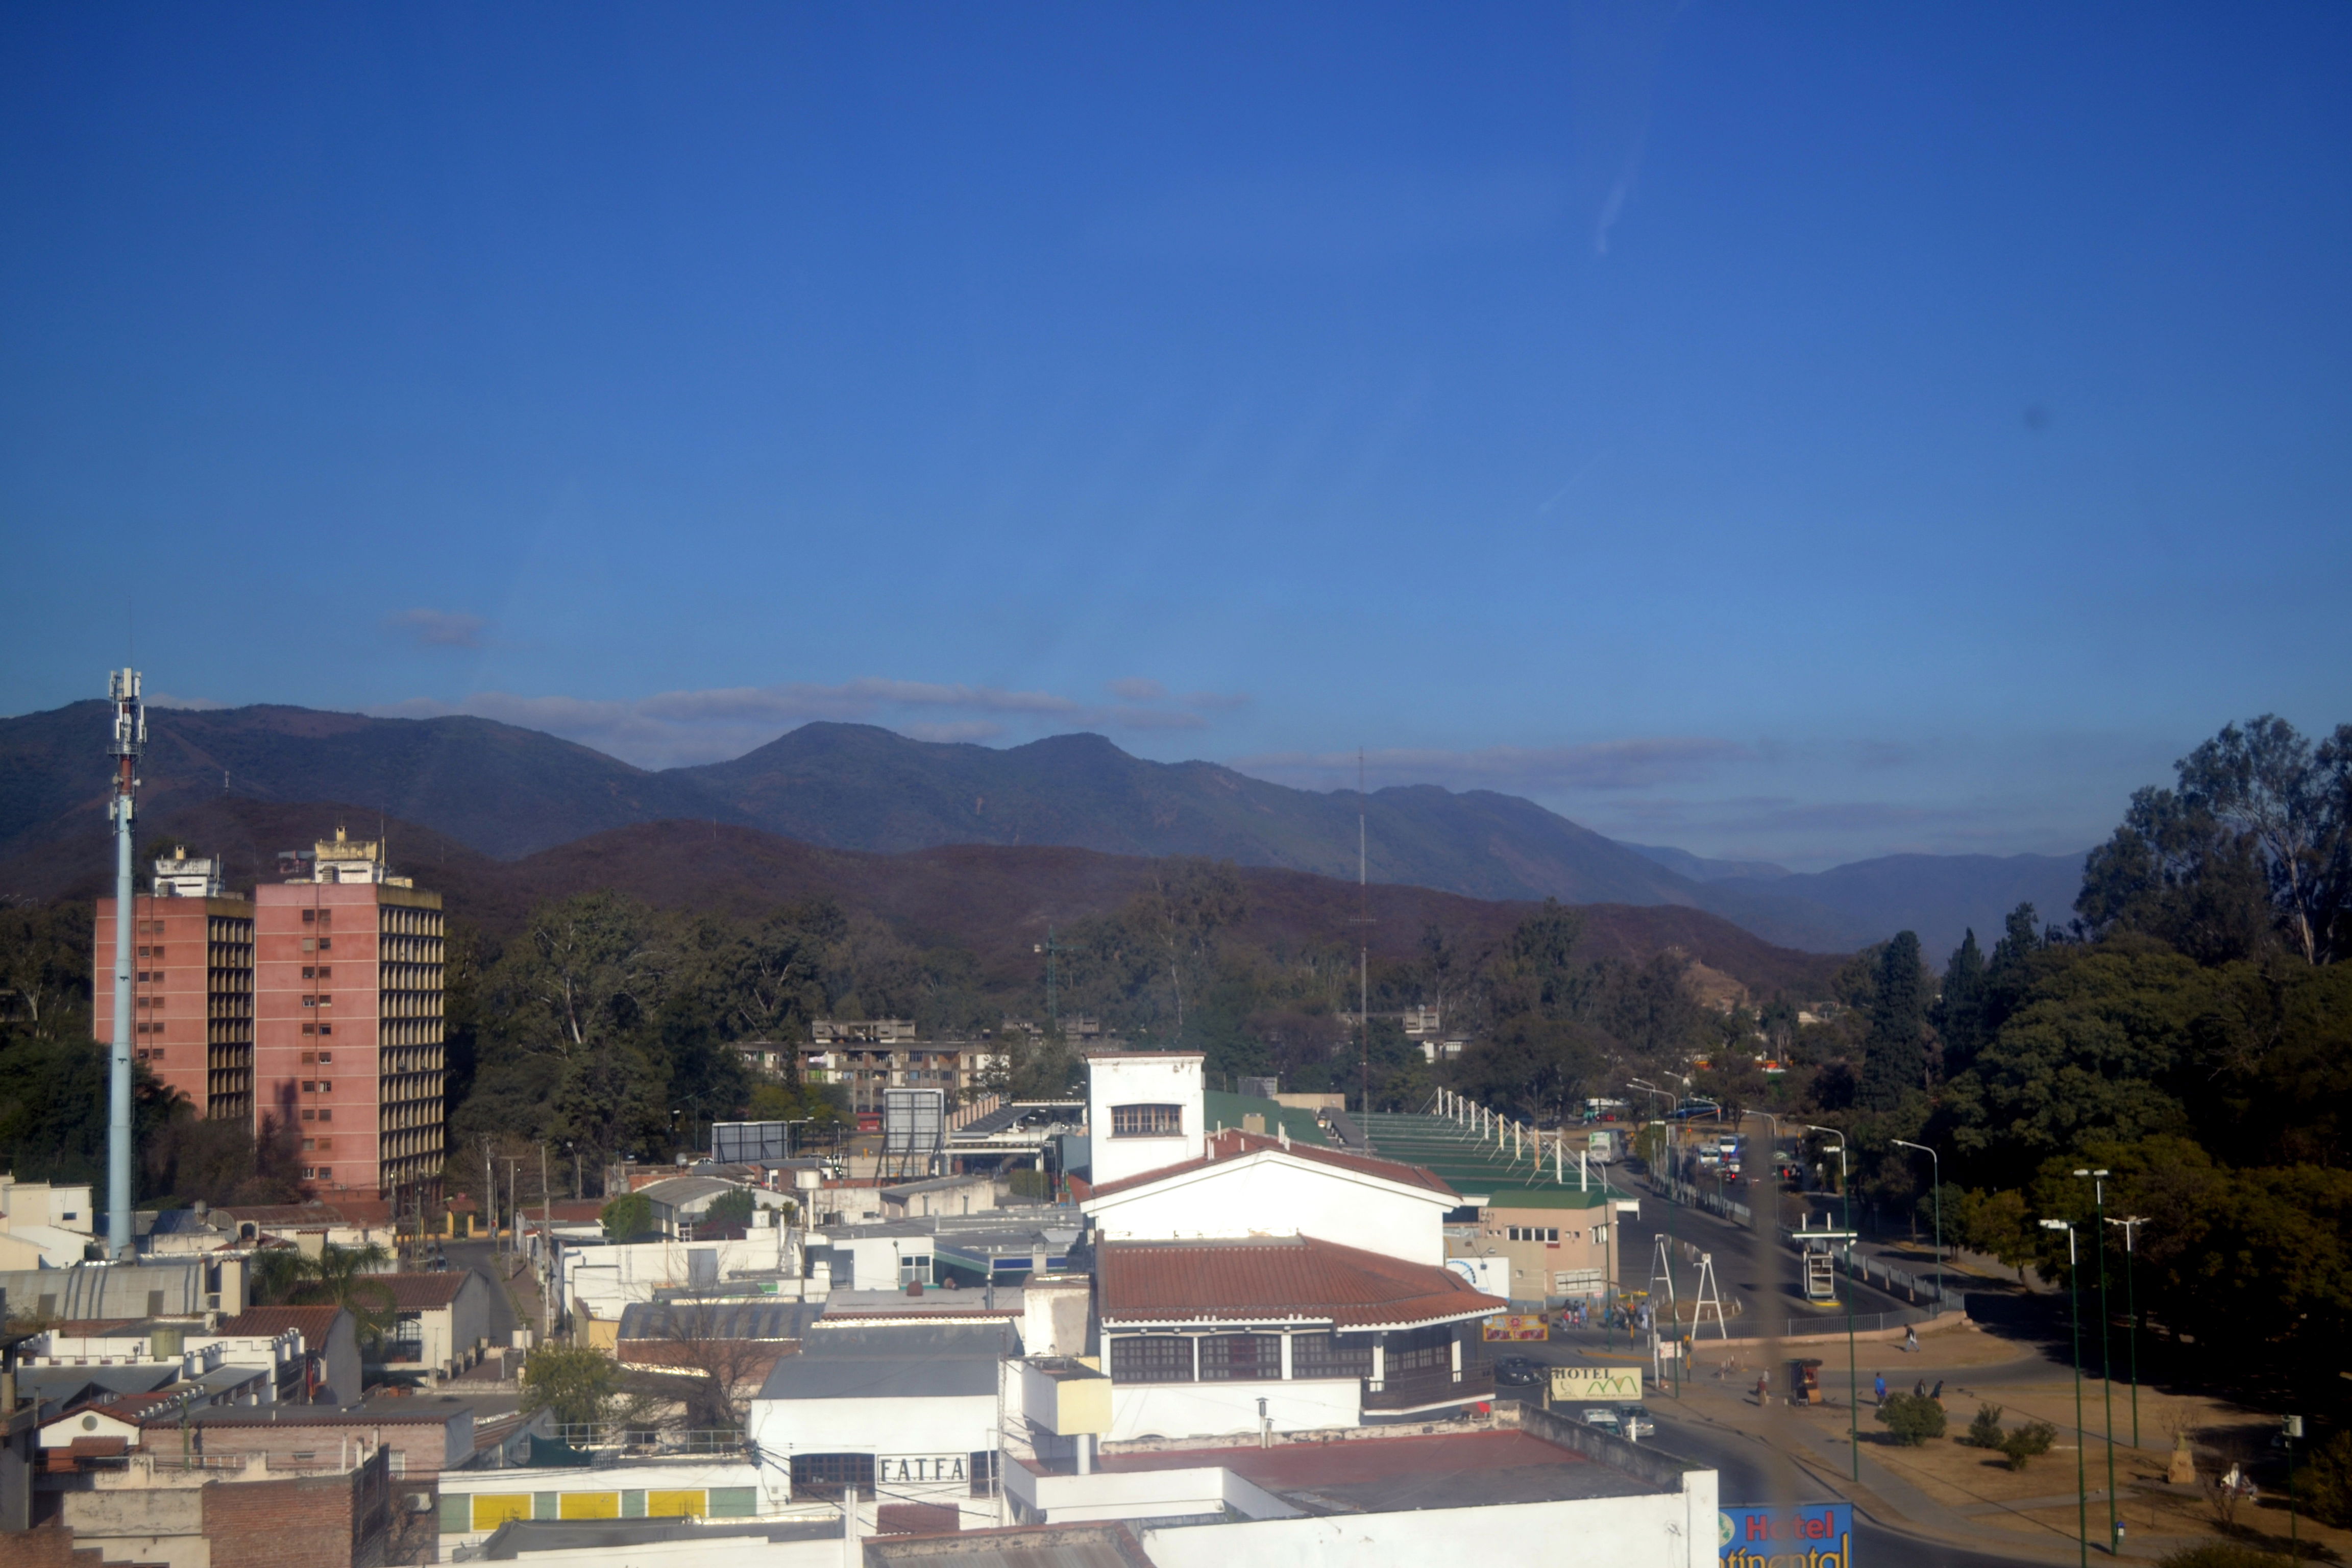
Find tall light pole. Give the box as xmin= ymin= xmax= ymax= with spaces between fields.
xmin=2041 ymin=1218 xmax=2089 ymax=1568
xmin=1805 ymin=1123 xmax=1857 ymax=1480
xmin=2109 ymin=1216 xmax=2146 ymax=1447
xmin=2075 ymin=1169 xmax=2117 ymax=1554
xmin=1892 ymin=1140 xmax=1943 ymax=1306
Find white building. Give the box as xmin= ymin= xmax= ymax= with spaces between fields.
xmin=1083 ymin=1051 xmax=1206 ymax=1190
xmin=1083 ymin=1129 xmax=1459 ymax=1266
xmin=560 ymin=1222 xmax=807 ymax=1338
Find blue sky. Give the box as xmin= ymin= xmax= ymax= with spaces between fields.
xmin=5 ymin=3 xmax=2348 ymax=868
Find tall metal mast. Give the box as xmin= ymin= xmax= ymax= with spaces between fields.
xmin=1358 ymin=751 xmax=1369 ymax=1116
xmin=106 ymin=669 xmax=144 ymax=1260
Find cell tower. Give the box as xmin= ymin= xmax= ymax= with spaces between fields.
xmin=105 ymin=669 xmax=144 ymax=1259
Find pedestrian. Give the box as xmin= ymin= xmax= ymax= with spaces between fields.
xmin=1873 ymin=1373 xmax=1887 ymax=1405
xmin=1931 ymin=1380 xmax=1944 ymax=1402
xmin=1913 ymin=1379 xmax=1925 ymax=1399
xmin=1905 ymin=1325 xmax=1918 ymax=1353
xmin=1756 ymin=1374 xmax=1770 ymax=1407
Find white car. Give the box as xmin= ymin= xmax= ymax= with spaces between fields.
xmin=1616 ymin=1405 xmax=1656 ymax=1439
xmin=1580 ymin=1407 xmax=1624 ymax=1436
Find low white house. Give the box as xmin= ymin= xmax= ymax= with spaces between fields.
xmin=376 ymin=1271 xmax=495 ymax=1378
xmin=745 ymin=1319 xmax=1018 ymax=1527
xmin=560 ymin=1223 xmax=808 ymax=1341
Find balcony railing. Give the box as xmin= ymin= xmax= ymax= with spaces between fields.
xmin=1362 ymin=1365 xmax=1493 ymax=1412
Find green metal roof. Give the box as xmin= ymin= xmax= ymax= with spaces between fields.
xmin=1357 ymin=1111 xmax=1627 ymax=1211
xmin=1202 ymin=1089 xmax=1332 ymax=1147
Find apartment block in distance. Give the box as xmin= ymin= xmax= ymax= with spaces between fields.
xmin=93 ymin=850 xmax=256 ymax=1125
xmin=254 ymin=829 xmax=446 ymax=1202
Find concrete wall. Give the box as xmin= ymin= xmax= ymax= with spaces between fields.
xmin=1139 ymin=1481 xmax=1719 ymax=1568
xmin=1086 ymin=1056 xmax=1204 ymax=1190
xmin=1085 ymin=1154 xmax=1449 ymax=1265
xmin=1006 ymin=1457 xmax=1300 ymax=1526
xmin=1106 ymin=1378 xmax=1362 ymax=1443
xmin=562 ymin=1231 xmax=804 ymax=1324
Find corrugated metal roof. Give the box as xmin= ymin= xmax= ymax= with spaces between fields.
xmin=1096 ymin=1236 xmax=1506 ymax=1329
xmin=755 ymin=1321 xmax=1014 ymax=1402
xmin=615 ymin=1300 xmax=816 ymax=1341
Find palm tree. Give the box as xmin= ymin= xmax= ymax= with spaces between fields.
xmin=253 ymin=1240 xmax=400 ymax=1357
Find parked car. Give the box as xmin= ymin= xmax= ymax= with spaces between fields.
xmin=1493 ymin=1356 xmax=1544 ymax=1389
xmin=1580 ymin=1407 xmax=1624 ymax=1436
xmin=1616 ymin=1405 xmax=1656 ymax=1439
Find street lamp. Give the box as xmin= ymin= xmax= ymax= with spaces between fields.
xmin=1891 ymin=1140 xmax=1943 ymax=1307
xmin=1805 ymin=1123 xmax=1858 ymax=1481
xmin=2041 ymin=1218 xmax=2089 ymax=1568
xmin=2075 ymin=1169 xmax=2118 ymax=1555
xmin=2108 ymin=1216 xmax=2146 ymax=1447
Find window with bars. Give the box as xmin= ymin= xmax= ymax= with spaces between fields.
xmin=791 ymin=1453 xmax=874 ymax=1500
xmin=1197 ymin=1334 xmax=1283 ymax=1381
xmin=1288 ymin=1332 xmax=1373 ymax=1380
xmin=1109 ymin=1335 xmax=1194 ymax=1383
xmin=1109 ymin=1104 xmax=1182 ymax=1138
xmin=1386 ymin=1324 xmax=1455 ymax=1375
xmin=1505 ymin=1227 xmax=1560 ymax=1243
xmin=967 ymin=1451 xmax=998 ymax=1498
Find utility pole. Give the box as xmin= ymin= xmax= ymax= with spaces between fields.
xmin=1033 ymin=928 xmax=1067 ymax=1032
xmin=482 ymin=1137 xmax=498 ymax=1258
xmin=540 ymin=1143 xmax=554 ymax=1342
xmin=105 ymin=670 xmax=144 ymax=1260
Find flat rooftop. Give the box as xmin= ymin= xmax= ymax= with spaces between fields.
xmin=1096 ymin=1429 xmax=1659 ymax=1513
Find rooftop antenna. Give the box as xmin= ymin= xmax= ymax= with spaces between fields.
xmin=106 ymin=668 xmax=145 ymax=1259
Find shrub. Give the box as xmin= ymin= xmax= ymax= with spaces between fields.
xmin=2000 ymin=1420 xmax=2057 ymax=1471
xmin=1876 ymin=1392 xmax=1948 ymax=1446
xmin=1966 ymin=1403 xmax=2007 ymax=1449
xmin=701 ymin=1187 xmax=757 ymax=1232
xmin=2301 ymin=1432 xmax=2352 ymax=1529
xmin=2160 ymin=1545 xmax=2294 ymax=1568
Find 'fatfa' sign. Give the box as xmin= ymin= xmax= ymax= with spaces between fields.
xmin=877 ymin=1454 xmax=969 ymax=1485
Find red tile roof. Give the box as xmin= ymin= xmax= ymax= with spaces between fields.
xmin=1085 ymin=1129 xmax=1456 ymax=1202
xmin=1096 ymin=1236 xmax=1507 ymax=1330
xmin=369 ymin=1274 xmax=472 ymax=1311
xmin=215 ymin=1305 xmax=346 ymax=1344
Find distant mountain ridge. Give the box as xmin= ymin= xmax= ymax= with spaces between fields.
xmin=0 ymin=701 xmax=2087 ymax=958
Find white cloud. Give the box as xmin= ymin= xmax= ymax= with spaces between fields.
xmin=387 ymin=608 xmax=487 ymax=649
xmin=146 ymin=692 xmax=229 ymax=710
xmin=1106 ymin=677 xmax=1168 ymax=702
xmin=1237 ymin=737 xmax=1750 ymax=794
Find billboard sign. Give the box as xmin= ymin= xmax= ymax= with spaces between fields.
xmin=710 ymin=1121 xmax=791 ymax=1163
xmin=1550 ymin=1364 xmax=1644 ymax=1402
xmin=884 ymin=1088 xmax=946 ymax=1157
xmin=1719 ymin=1505 xmax=1852 ymax=1568
xmin=1482 ymin=1313 xmax=1549 ymax=1342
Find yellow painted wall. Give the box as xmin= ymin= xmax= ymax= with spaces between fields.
xmin=558 ymin=1492 xmax=620 ymax=1520
xmin=472 ymin=1494 xmax=532 ymax=1531
xmin=646 ymin=1490 xmax=705 ymax=1518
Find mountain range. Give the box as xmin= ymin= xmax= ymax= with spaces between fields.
xmin=0 ymin=701 xmax=2088 ymax=960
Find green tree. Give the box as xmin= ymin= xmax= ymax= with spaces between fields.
xmin=520 ymin=1342 xmax=624 ymax=1426
xmin=1934 ymin=929 xmax=1990 ymax=1077
xmin=700 ymin=1187 xmax=756 ymax=1233
xmin=600 ymin=1191 xmax=656 ymax=1242
xmin=1857 ymin=932 xmax=1930 ymax=1110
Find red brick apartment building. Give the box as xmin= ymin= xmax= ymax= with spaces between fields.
xmin=94 ymin=833 xmax=445 ymax=1204
xmin=92 ymin=850 xmax=256 ymax=1125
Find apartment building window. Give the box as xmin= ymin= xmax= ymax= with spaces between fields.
xmin=1505 ymin=1227 xmax=1560 ymax=1243
xmin=1110 ymin=1104 xmax=1183 ymax=1138
xmin=1109 ymin=1335 xmax=1194 ymax=1383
